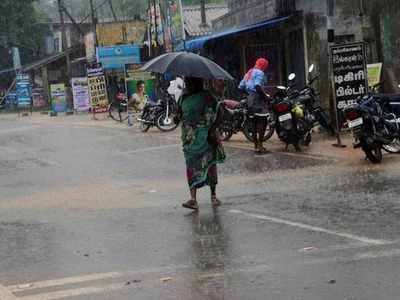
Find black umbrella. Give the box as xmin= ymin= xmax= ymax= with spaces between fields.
xmin=141 ymin=52 xmax=234 ymax=81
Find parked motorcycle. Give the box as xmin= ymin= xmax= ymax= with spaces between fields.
xmin=343 ymin=83 xmax=400 ymax=163
xmin=138 ymin=88 xmax=179 ymax=132
xmin=219 ymin=98 xmax=275 ymax=142
xmin=272 ymin=64 xmax=334 ymax=151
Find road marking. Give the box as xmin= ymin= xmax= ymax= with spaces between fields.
xmin=309 ymin=248 xmax=400 ymax=264
xmin=19 ymin=283 xmax=126 ymax=300
xmin=8 ymin=246 xmax=400 ymax=300
xmin=120 ymin=144 xmax=180 ymax=155
xmin=229 ymin=209 xmax=391 ymax=245
xmin=8 ymin=272 xmax=122 ymax=293
xmin=8 ymin=265 xmax=188 ymax=293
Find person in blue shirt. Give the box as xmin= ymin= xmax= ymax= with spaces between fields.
xmin=239 ymin=58 xmax=270 ymax=154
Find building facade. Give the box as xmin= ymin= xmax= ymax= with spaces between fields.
xmin=209 ymin=0 xmax=400 ymax=109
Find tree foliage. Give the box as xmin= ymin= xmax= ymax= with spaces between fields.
xmin=0 ymin=0 xmax=50 ymax=69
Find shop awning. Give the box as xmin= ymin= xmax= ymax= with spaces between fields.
xmin=176 ymin=15 xmax=291 ymax=52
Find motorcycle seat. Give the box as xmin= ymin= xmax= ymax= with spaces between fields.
xmin=223 ymin=99 xmax=241 ymax=109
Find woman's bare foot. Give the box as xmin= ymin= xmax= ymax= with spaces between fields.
xmin=182 ymin=199 xmax=199 ymax=210
xmin=211 ymin=196 xmax=221 ymax=207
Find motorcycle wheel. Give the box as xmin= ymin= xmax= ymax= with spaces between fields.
xmin=140 ymin=121 xmax=151 ymax=132
xmin=139 ymin=111 xmax=151 ymax=132
xmin=303 ymin=132 xmax=312 ymax=146
xmin=218 ymin=126 xmax=234 ymax=141
xmin=263 ymin=115 xmax=275 ymax=141
xmin=156 ymin=111 xmax=179 ymax=132
xmin=382 ymin=138 xmax=400 ymax=153
xmin=363 ymin=144 xmax=383 ymax=163
xmin=242 ymin=117 xmax=274 ymax=143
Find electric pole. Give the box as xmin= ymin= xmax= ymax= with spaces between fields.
xmin=57 ymin=0 xmax=71 ymax=80
xmin=152 ymin=0 xmax=160 ymax=54
xmin=89 ymin=0 xmax=98 ymax=47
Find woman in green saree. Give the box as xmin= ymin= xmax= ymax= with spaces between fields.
xmin=177 ymin=77 xmax=225 ymax=210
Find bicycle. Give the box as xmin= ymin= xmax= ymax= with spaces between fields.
xmin=108 ymin=92 xmax=128 ymax=122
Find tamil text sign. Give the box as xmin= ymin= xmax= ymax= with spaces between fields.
xmin=72 ymin=77 xmax=91 ymax=112
xmin=87 ymin=64 xmax=108 ymax=111
xmin=16 ymin=73 xmax=32 ymax=108
xmin=330 ymin=42 xmax=368 ymax=110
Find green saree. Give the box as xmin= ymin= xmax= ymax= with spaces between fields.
xmin=179 ymin=91 xmax=225 ymax=189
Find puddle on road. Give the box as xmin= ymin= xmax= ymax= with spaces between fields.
xmin=221 ymin=147 xmax=331 ymax=175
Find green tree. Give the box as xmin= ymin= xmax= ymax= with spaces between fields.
xmin=0 ymin=0 xmax=50 ymax=70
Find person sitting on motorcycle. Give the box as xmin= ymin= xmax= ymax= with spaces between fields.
xmin=128 ymin=80 xmax=149 ymax=126
xmin=239 ymin=58 xmax=270 ymax=154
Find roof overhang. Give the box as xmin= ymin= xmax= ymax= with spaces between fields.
xmin=177 ymin=15 xmax=291 ymax=52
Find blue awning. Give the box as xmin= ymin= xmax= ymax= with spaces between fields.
xmin=176 ymin=15 xmax=291 ymax=52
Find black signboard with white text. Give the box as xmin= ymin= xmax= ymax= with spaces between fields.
xmin=330 ymin=42 xmax=368 ymax=114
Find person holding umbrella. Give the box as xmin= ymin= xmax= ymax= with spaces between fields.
xmin=141 ymin=52 xmax=233 ymax=210
xmin=177 ymin=77 xmax=225 ymax=210
xmin=239 ymin=58 xmax=270 ymax=154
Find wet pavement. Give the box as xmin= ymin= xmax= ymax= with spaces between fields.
xmin=1 ymin=113 xmax=400 ymax=299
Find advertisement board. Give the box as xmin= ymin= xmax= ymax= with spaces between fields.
xmin=96 ymin=21 xmax=146 ymax=47
xmin=16 ymin=73 xmax=32 ymax=108
xmin=367 ymin=63 xmax=383 ymax=88
xmin=330 ymin=42 xmax=368 ymax=111
xmin=50 ymin=83 xmax=67 ymax=113
xmin=87 ymin=63 xmax=109 ymax=111
xmin=125 ymin=64 xmax=156 ymax=102
xmin=72 ymin=77 xmax=91 ymax=112
xmin=169 ymin=0 xmax=185 ymax=47
xmin=32 ymin=88 xmax=47 ymax=108
xmin=97 ymin=45 xmax=141 ymax=70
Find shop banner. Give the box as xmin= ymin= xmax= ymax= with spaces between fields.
xmin=32 ymin=88 xmax=47 ymax=108
xmin=148 ymin=1 xmax=165 ymax=48
xmin=87 ymin=63 xmax=109 ymax=111
xmin=97 ymin=45 xmax=141 ymax=70
xmin=72 ymin=77 xmax=90 ymax=112
xmin=50 ymin=83 xmax=67 ymax=113
xmin=169 ymin=0 xmax=185 ymax=47
xmin=16 ymin=73 xmax=32 ymax=108
xmin=330 ymin=42 xmax=368 ymax=112
xmin=367 ymin=63 xmax=383 ymax=88
xmin=125 ymin=64 xmax=156 ymax=102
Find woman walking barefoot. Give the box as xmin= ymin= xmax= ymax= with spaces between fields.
xmin=176 ymin=77 xmax=225 ymax=210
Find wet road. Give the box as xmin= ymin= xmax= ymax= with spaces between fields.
xmin=1 ymin=114 xmax=400 ymax=300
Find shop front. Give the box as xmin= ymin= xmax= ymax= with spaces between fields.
xmin=178 ymin=15 xmax=306 ymax=98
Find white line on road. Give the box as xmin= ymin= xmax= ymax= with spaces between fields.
xmin=19 ymin=283 xmax=126 ymax=300
xmin=309 ymin=248 xmax=400 ymax=264
xmin=8 ymin=272 xmax=122 ymax=293
xmin=0 ymin=284 xmax=17 ymax=300
xmin=8 ymin=265 xmax=188 ymax=293
xmin=229 ymin=209 xmax=391 ymax=245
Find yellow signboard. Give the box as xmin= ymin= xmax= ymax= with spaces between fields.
xmin=96 ymin=21 xmax=146 ymax=46
xmin=87 ymin=65 xmax=109 ymax=110
xmin=367 ymin=63 xmax=383 ymax=87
